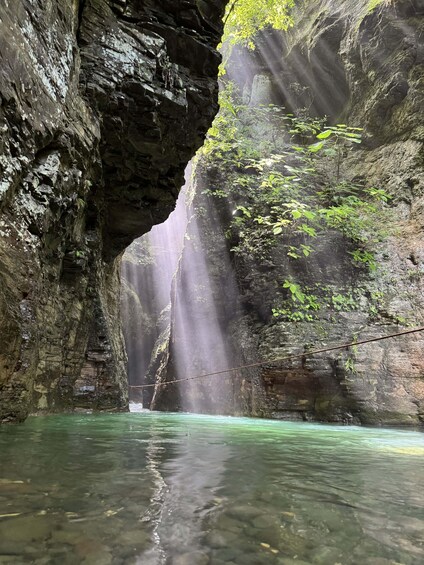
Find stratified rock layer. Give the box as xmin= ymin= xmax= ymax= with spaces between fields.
xmin=0 ymin=0 xmax=226 ymax=421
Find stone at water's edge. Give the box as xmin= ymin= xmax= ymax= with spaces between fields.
xmin=0 ymin=0 xmax=227 ymax=422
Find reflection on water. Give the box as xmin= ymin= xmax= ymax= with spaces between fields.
xmin=0 ymin=413 xmax=423 ymax=564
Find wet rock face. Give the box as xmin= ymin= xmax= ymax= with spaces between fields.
xmin=256 ymin=0 xmax=424 ymax=425
xmin=253 ymin=0 xmax=424 ymax=425
xmin=0 ymin=0 xmax=226 ymax=421
xmin=79 ymin=0 xmax=226 ymax=258
xmin=154 ymin=0 xmax=423 ymax=424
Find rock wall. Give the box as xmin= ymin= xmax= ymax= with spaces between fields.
xmin=0 ymin=0 xmax=226 ymax=422
xmin=239 ymin=0 xmax=424 ymax=425
xmin=147 ymin=0 xmax=424 ymax=424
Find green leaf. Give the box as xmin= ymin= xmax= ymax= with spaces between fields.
xmin=308 ymin=141 xmax=325 ymax=153
xmin=236 ymin=205 xmax=251 ymax=218
xmin=343 ymin=132 xmax=362 ymax=138
xmin=299 ymin=224 xmax=317 ymax=237
xmin=303 ymin=210 xmax=316 ymax=220
xmin=316 ymin=130 xmax=333 ymax=139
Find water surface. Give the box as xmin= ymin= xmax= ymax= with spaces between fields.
xmin=0 ymin=412 xmax=423 ymax=564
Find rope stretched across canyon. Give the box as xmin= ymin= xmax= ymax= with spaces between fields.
xmin=129 ymin=325 xmax=424 ymax=389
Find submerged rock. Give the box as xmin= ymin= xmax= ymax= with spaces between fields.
xmin=0 ymin=515 xmax=52 ymax=543
xmin=171 ymin=551 xmax=210 ymax=565
xmin=205 ymin=529 xmax=238 ymax=548
xmin=116 ymin=529 xmax=150 ymax=548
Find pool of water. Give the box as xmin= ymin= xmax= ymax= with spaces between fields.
xmin=0 ymin=412 xmax=423 ymax=565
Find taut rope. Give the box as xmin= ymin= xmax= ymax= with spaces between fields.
xmin=129 ymin=325 xmax=424 ymax=389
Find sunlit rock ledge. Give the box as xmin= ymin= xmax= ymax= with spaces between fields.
xmin=0 ymin=0 xmax=228 ymax=422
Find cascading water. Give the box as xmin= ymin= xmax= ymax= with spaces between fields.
xmin=121 ymin=168 xmax=245 ymax=414
xmin=121 ymin=175 xmax=190 ymax=404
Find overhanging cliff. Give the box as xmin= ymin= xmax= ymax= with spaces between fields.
xmin=0 ymin=0 xmax=227 ymax=421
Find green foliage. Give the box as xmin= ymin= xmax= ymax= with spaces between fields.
xmin=202 ymin=83 xmax=244 ymax=159
xmin=287 ymin=244 xmax=312 ymax=259
xmin=272 ymin=282 xmax=365 ymax=322
xmin=316 ymin=125 xmax=362 ymax=142
xmin=197 ymin=82 xmax=394 ymax=321
xmin=280 ymin=280 xmax=321 ymax=321
xmin=283 ymin=280 xmax=308 ymax=303
xmin=206 ymin=96 xmax=391 ymax=270
xmin=330 ymin=293 xmax=358 ymax=312
xmin=76 ymin=198 xmax=85 ymax=211
xmin=344 ymin=356 xmax=356 ymax=372
xmin=349 ymin=249 xmax=377 ymax=271
xmin=223 ymin=0 xmax=295 ymax=48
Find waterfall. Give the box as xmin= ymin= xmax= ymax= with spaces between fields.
xmin=121 ymin=167 xmax=244 ymax=414
xmin=121 ymin=175 xmax=190 ymax=404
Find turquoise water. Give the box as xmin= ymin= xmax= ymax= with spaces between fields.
xmin=0 ymin=413 xmax=423 ymax=564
